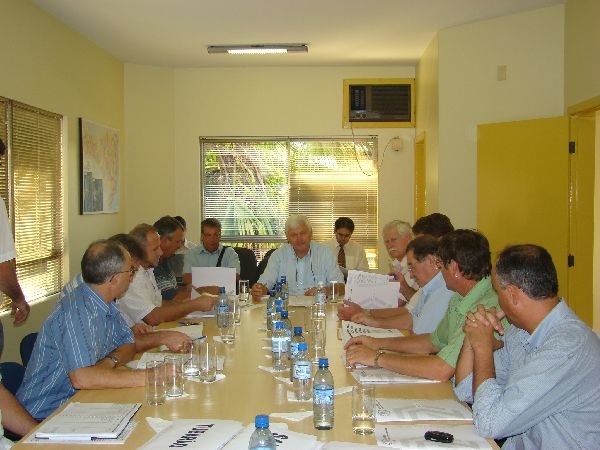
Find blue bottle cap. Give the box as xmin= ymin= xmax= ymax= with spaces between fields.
xmin=275 ymin=321 xmax=284 ymax=329
xmin=219 ymin=286 xmax=225 ymax=293
xmin=294 ymin=326 xmax=302 ymax=335
xmin=298 ymin=342 xmax=308 ymax=351
xmin=281 ymin=275 xmax=287 ymax=282
xmin=281 ymin=310 xmax=288 ymax=319
xmin=255 ymin=414 xmax=269 ymax=428
xmin=274 ymin=299 xmax=282 ymax=305
xmin=318 ymin=357 xmax=329 ymax=368
xmin=275 ymin=306 xmax=282 ymax=313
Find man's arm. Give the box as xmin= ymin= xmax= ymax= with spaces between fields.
xmin=0 ymin=382 xmax=37 ymax=436
xmin=345 ymin=333 xmax=437 ymax=355
xmin=135 ymin=330 xmax=190 ymax=352
xmin=352 ymin=308 xmax=413 ymax=330
xmin=143 ymin=296 xmax=215 ymax=326
xmin=0 ymin=259 xmax=30 ymax=324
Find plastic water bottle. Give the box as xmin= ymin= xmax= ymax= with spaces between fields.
xmin=266 ymin=290 xmax=276 ymax=332
xmin=216 ymin=286 xmax=228 ymax=327
xmin=314 ymin=281 xmax=326 ymax=305
xmin=313 ymin=357 xmax=334 ymax=430
xmin=271 ymin=321 xmax=288 ymax=371
xmin=293 ymin=342 xmax=312 ymax=401
xmin=289 ymin=326 xmax=305 ymax=381
xmin=280 ymin=276 xmax=289 ymax=310
xmin=248 ymin=414 xmax=276 ymax=450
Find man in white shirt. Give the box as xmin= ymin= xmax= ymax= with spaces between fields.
xmin=324 ymin=217 xmax=369 ymax=280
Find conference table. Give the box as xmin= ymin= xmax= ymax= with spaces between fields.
xmin=15 ymin=302 xmax=496 ymax=448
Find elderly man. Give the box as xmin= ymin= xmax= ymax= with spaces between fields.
xmin=152 ymin=216 xmax=186 ymax=300
xmin=324 ymin=217 xmax=369 ymax=280
xmin=182 ymin=218 xmax=240 ymax=294
xmin=345 ymin=230 xmax=504 ymax=382
xmin=16 ymin=240 xmax=145 ymax=420
xmin=382 ymin=220 xmax=419 ymax=304
xmin=454 ymin=245 xmax=600 ymax=449
xmin=251 ymin=214 xmax=344 ymax=298
xmin=118 ymin=224 xmax=215 ymax=327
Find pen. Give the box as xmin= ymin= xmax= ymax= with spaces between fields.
xmin=178 ymin=321 xmax=200 ymax=326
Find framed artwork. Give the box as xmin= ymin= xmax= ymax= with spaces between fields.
xmin=79 ymin=118 xmax=120 ymax=214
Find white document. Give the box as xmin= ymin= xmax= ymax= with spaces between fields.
xmin=341 ymin=321 xmax=403 ymax=345
xmin=139 ymin=419 xmax=243 ymax=449
xmin=375 ymin=424 xmax=490 ymax=449
xmin=376 ymin=398 xmax=472 ymax=422
xmin=222 ymin=422 xmax=319 ymax=450
xmin=347 ymin=270 xmax=391 ymax=286
xmin=352 ymin=368 xmax=439 ymax=385
xmin=166 ymin=324 xmax=204 ymax=340
xmin=34 ymin=403 xmax=140 ymax=440
xmin=191 ymin=266 xmax=236 ymax=293
xmin=345 ymin=283 xmax=400 ymax=309
xmin=25 ymin=421 xmax=137 ymax=445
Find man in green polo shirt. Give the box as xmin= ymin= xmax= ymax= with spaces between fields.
xmin=345 ymin=229 xmax=505 ymax=382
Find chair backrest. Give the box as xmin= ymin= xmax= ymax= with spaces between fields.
xmin=20 ymin=332 xmax=38 ymax=367
xmin=233 ymin=247 xmax=258 ymax=287
xmin=0 ymin=362 xmax=25 ymax=395
xmin=256 ymin=248 xmax=276 ymax=279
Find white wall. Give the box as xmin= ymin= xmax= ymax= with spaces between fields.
xmin=124 ymin=65 xmax=417 ymax=268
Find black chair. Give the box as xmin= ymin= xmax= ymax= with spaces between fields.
xmin=256 ymin=248 xmax=276 ymax=279
xmin=0 ymin=362 xmax=25 ymax=396
xmin=20 ymin=332 xmax=38 ymax=367
xmin=233 ymin=247 xmax=259 ymax=288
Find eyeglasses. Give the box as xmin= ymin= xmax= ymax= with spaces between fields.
xmin=335 ymin=232 xmax=352 ymax=239
xmin=113 ymin=266 xmax=137 ymax=278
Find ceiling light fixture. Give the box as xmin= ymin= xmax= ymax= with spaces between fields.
xmin=207 ymin=44 xmax=308 ymax=55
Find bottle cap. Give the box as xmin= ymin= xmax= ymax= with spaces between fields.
xmin=275 ymin=321 xmax=284 ymax=329
xmin=281 ymin=310 xmax=288 ymax=319
xmin=275 ymin=299 xmax=282 ymax=305
xmin=276 ymin=306 xmax=283 ymax=313
xmin=281 ymin=275 xmax=287 ymax=282
xmin=269 ymin=290 xmax=275 ymax=296
xmin=255 ymin=414 xmax=269 ymax=428
xmin=294 ymin=326 xmax=302 ymax=335
xmin=318 ymin=357 xmax=329 ymax=368
xmin=298 ymin=342 xmax=308 ymax=351
xmin=219 ymin=286 xmax=225 ymax=293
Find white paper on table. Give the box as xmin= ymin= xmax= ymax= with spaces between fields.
xmin=340 ymin=321 xmax=403 ymax=346
xmin=345 ymin=283 xmax=400 ymax=309
xmin=375 ymin=424 xmax=490 ymax=449
xmin=165 ymin=324 xmax=204 ymax=340
xmin=288 ymin=295 xmax=314 ymax=307
xmin=347 ymin=270 xmax=391 ymax=286
xmin=270 ymin=411 xmax=313 ymax=422
xmin=376 ymin=398 xmax=472 ymax=422
xmin=145 ymin=417 xmax=173 ymax=434
xmin=286 ymin=386 xmax=352 ymax=402
xmin=139 ymin=419 xmax=243 ymax=449
xmin=223 ymin=422 xmax=319 ymax=450
xmin=323 ymin=441 xmax=388 ymax=449
xmin=186 ymin=309 xmax=215 ymax=318
xmin=131 ymin=352 xmax=167 ymax=370
xmin=352 ymin=368 xmax=440 ymax=385
xmin=192 ymin=266 xmax=236 ymax=293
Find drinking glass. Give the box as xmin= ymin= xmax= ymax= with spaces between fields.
xmin=310 ymin=317 xmax=326 ymax=362
xmin=199 ymin=341 xmax=217 ymax=382
xmin=183 ymin=339 xmax=200 ymax=377
xmin=164 ymin=355 xmax=184 ymax=397
xmin=229 ymin=294 xmax=241 ymax=325
xmin=215 ymin=339 xmax=225 ymax=373
xmin=329 ymin=281 xmax=342 ymax=303
xmin=238 ymin=279 xmax=250 ymax=304
xmin=352 ymin=385 xmax=375 ymax=434
xmin=218 ymin=311 xmax=236 ymax=343
xmin=145 ymin=360 xmax=166 ymax=406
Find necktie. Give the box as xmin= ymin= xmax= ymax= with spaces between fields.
xmin=338 ymin=244 xmax=346 ymax=268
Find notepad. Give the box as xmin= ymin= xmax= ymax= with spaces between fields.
xmin=352 ymin=367 xmax=439 ymax=384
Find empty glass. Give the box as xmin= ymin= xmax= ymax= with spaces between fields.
xmin=164 ymin=355 xmax=184 ymax=397
xmin=218 ymin=311 xmax=236 ymax=343
xmin=229 ymin=294 xmax=241 ymax=325
xmin=238 ymin=279 xmax=250 ymax=304
xmin=145 ymin=360 xmax=166 ymax=406
xmin=199 ymin=341 xmax=217 ymax=382
xmin=329 ymin=281 xmax=342 ymax=303
xmin=183 ymin=339 xmax=200 ymax=377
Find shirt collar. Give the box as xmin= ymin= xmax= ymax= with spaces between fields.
xmin=456 ymin=276 xmax=494 ymax=314
xmin=199 ymin=242 xmax=222 ymax=255
xmin=79 ymin=276 xmax=112 ymax=315
xmin=524 ymin=299 xmax=566 ymax=352
xmin=422 ymin=271 xmax=444 ymax=296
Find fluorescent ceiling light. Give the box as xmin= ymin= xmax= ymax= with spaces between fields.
xmin=207 ymin=44 xmax=308 ymax=55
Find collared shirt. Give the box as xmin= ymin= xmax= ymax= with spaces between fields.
xmin=117 ymin=267 xmax=162 ymax=326
xmin=258 ymin=242 xmax=344 ymax=295
xmin=0 ymin=373 xmax=13 ymax=450
xmin=153 ymin=255 xmax=181 ymax=300
xmin=16 ymin=274 xmax=134 ymax=420
xmin=454 ymin=301 xmax=600 ymax=449
xmin=183 ymin=243 xmax=240 ymax=275
xmin=430 ymin=276 xmax=501 ymax=368
xmin=410 ymin=271 xmax=454 ymax=334
xmin=323 ymin=238 xmax=369 ymax=272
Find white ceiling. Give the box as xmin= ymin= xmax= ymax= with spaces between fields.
xmin=32 ymin=0 xmax=564 ymax=68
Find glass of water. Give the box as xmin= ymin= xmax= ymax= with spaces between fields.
xmin=218 ymin=311 xmax=236 ymax=344
xmin=238 ymin=279 xmax=250 ymax=305
xmin=145 ymin=360 xmax=166 ymax=406
xmin=352 ymin=385 xmax=375 ymax=434
xmin=164 ymin=355 xmax=184 ymax=397
xmin=183 ymin=339 xmax=200 ymax=377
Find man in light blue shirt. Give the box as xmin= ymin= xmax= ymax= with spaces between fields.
xmin=183 ymin=218 xmax=240 ymax=294
xmin=251 ymin=215 xmax=344 ymax=297
xmin=17 ymin=240 xmax=145 ymax=420
xmin=454 ymin=244 xmax=600 ymax=449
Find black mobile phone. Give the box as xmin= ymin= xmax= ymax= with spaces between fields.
xmin=424 ymin=430 xmax=454 ymax=443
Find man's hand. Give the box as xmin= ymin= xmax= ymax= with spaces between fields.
xmin=11 ymin=297 xmax=29 ymax=325
xmin=250 ymin=282 xmax=268 ymax=301
xmin=194 ymin=295 xmax=216 ymax=312
xmin=160 ymin=331 xmax=190 ymax=352
xmin=398 ymin=276 xmax=416 ymax=301
xmin=351 ymin=310 xmax=378 ymax=327
xmin=464 ymin=305 xmax=505 ymax=352
xmin=343 ymin=335 xmax=380 ymax=351
xmin=131 ymin=322 xmax=153 ymax=336
xmin=304 ymin=287 xmax=317 ymax=296
xmin=337 ymin=300 xmax=362 ymax=320
xmin=345 ymin=343 xmax=377 ymax=368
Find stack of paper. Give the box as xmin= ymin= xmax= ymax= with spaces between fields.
xmin=376 ymin=398 xmax=472 ymax=422
xmin=352 ymin=368 xmax=440 ymax=384
xmin=375 ymin=424 xmax=490 ymax=449
xmin=345 ymin=270 xmax=399 ymax=309
xmin=140 ymin=419 xmax=243 ymax=449
xmin=32 ymin=403 xmax=140 ymax=441
xmin=341 ymin=321 xmax=403 ymax=345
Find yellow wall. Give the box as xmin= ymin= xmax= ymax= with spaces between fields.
xmin=124 ymin=65 xmax=417 ymax=268
xmin=435 ymin=5 xmax=565 ymax=228
xmin=596 ymin=111 xmax=600 ymax=331
xmin=0 ymin=0 xmax=125 ymax=361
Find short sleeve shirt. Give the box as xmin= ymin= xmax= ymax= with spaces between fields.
xmin=183 ymin=243 xmax=240 ymax=275
xmin=117 ymin=267 xmax=162 ymax=326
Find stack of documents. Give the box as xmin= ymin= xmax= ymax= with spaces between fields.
xmin=341 ymin=320 xmax=403 ymax=346
xmin=376 ymin=398 xmax=472 ymax=422
xmin=375 ymin=424 xmax=490 ymax=449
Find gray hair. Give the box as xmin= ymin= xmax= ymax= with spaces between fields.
xmin=285 ymin=214 xmax=312 ymax=234
xmin=129 ymin=223 xmax=158 ymax=246
xmin=382 ymin=219 xmax=413 ymax=238
xmin=81 ymin=240 xmax=127 ymax=284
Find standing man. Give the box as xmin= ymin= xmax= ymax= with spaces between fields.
xmin=454 ymin=245 xmax=600 ymax=449
xmin=17 ymin=240 xmax=145 ymax=420
xmin=251 ymin=215 xmax=344 ymax=298
xmin=324 ymin=217 xmax=369 ymax=280
xmin=182 ymin=218 xmax=240 ymax=293
xmin=152 ymin=216 xmax=186 ymax=300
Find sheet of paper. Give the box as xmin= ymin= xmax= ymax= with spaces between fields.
xmin=340 ymin=321 xmax=403 ymax=346
xmin=34 ymin=403 xmax=140 ymax=440
xmin=347 ymin=270 xmax=391 ymax=286
xmin=186 ymin=309 xmax=215 ymax=318
xmin=345 ymin=283 xmax=400 ymax=309
xmin=222 ymin=422 xmax=319 ymax=450
xmin=166 ymin=324 xmax=204 ymax=340
xmin=352 ymin=368 xmax=440 ymax=385
xmin=24 ymin=420 xmax=137 ymax=445
xmin=191 ymin=266 xmax=236 ymax=293
xmin=139 ymin=419 xmax=243 ymax=449
xmin=375 ymin=424 xmax=490 ymax=449
xmin=375 ymin=398 xmax=472 ymax=422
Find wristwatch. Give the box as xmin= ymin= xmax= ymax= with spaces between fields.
xmin=373 ymin=349 xmax=385 ymax=368
xmin=107 ymin=354 xmax=119 ymax=367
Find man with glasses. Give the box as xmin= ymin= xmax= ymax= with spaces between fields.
xmin=324 ymin=217 xmax=369 ymax=281
xmin=152 ymin=216 xmax=187 ymax=300
xmin=17 ymin=240 xmax=146 ymax=420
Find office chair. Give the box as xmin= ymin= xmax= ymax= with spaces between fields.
xmin=233 ymin=247 xmax=259 ymax=288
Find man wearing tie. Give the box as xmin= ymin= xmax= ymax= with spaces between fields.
xmin=324 ymin=217 xmax=369 ymax=280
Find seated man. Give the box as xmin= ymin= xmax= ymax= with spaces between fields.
xmin=182 ymin=218 xmax=240 ymax=294
xmin=251 ymin=214 xmax=344 ymax=298
xmin=345 ymin=229 xmax=504 ymax=382
xmin=152 ymin=216 xmax=187 ymax=300
xmin=118 ymin=224 xmax=215 ymax=327
xmin=342 ymin=235 xmax=453 ymax=334
xmin=382 ymin=220 xmax=419 ymax=304
xmin=17 ymin=240 xmax=145 ymax=420
xmin=324 ymin=216 xmax=369 ymax=280
xmin=454 ymin=244 xmax=600 ymax=449
xmin=412 ymin=212 xmax=454 ymax=238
